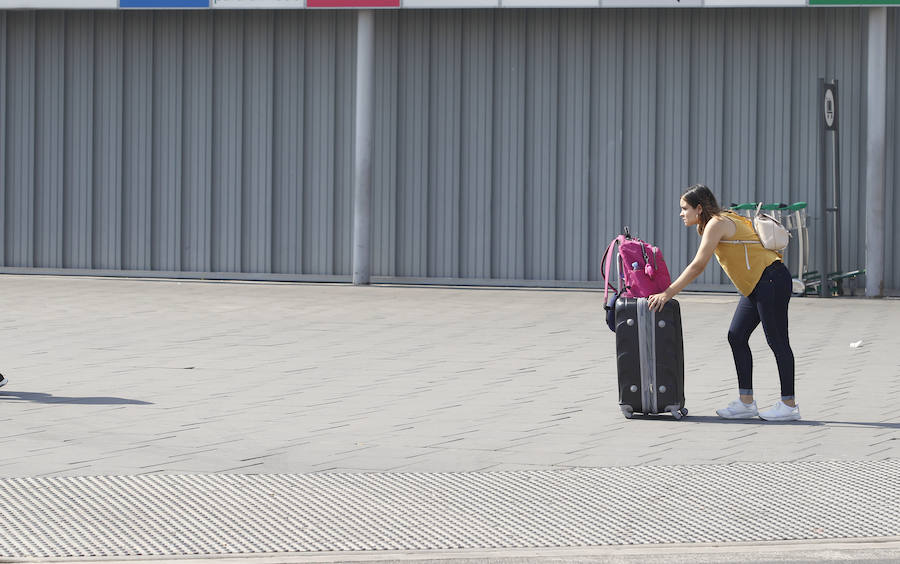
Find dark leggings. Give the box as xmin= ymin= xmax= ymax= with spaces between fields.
xmin=727 ymin=261 xmax=795 ymax=399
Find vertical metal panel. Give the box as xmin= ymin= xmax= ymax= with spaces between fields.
xmin=182 ymin=12 xmax=213 ymax=272
xmin=622 ymin=9 xmax=658 ymax=242
xmin=152 ymin=13 xmax=183 ymax=272
xmin=712 ymin=8 xmax=754 ymax=287
xmin=372 ymin=11 xmax=399 ymax=277
xmin=242 ymin=12 xmax=274 ymax=273
xmin=831 ymin=8 xmax=867 ymax=276
xmin=656 ymin=9 xmax=691 ymax=283
xmin=0 ymin=12 xmax=5 ymax=266
xmin=687 ymin=9 xmax=725 ymax=283
xmin=396 ymin=11 xmax=429 ymax=277
xmin=524 ymin=10 xmax=558 ymax=281
xmin=756 ymin=9 xmax=792 ymax=207
xmin=889 ymin=9 xmax=900 ymax=291
xmin=688 ymin=9 xmax=725 ymax=200
xmin=790 ymin=9 xmax=826 ymax=281
xmin=212 ymin=11 xmax=243 ymax=273
xmin=272 ymin=11 xmax=305 ymax=274
xmin=747 ymin=11 xmax=780 ymax=276
xmin=93 ymin=12 xmax=124 ymax=270
xmin=459 ymin=10 xmax=493 ymax=279
xmin=557 ymin=9 xmax=590 ymax=281
xmin=722 ymin=10 xmax=759 ymax=212
xmin=64 ymin=12 xmax=94 ymax=269
xmin=589 ymin=9 xmax=624 ymax=282
xmin=491 ymin=9 xmax=526 ymax=279
xmin=6 ymin=12 xmax=35 ymax=268
xmin=34 ymin=12 xmax=65 ymax=269
xmin=122 ymin=12 xmax=153 ymax=270
xmin=849 ymin=9 xmax=867 ymax=279
xmin=333 ymin=12 xmax=355 ymax=277
xmin=428 ymin=10 xmax=461 ymax=278
xmin=304 ymin=12 xmax=337 ymax=275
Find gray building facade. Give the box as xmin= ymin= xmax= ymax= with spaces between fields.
xmin=1 ymin=7 xmax=898 ymax=292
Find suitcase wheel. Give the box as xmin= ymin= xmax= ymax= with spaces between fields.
xmin=680 ymin=407 xmax=689 ymax=417
xmin=620 ymin=405 xmax=634 ymax=419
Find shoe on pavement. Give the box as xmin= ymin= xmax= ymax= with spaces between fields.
xmin=0 ymin=373 xmax=6 ymax=389
xmin=758 ymin=400 xmax=801 ymax=421
xmin=716 ymin=399 xmax=759 ymax=419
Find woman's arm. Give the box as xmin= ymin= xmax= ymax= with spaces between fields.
xmin=647 ymin=218 xmax=729 ymax=312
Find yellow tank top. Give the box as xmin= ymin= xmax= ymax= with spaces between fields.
xmin=714 ymin=211 xmax=783 ymax=297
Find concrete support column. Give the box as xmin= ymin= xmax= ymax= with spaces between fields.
xmin=866 ymin=7 xmax=887 ymax=298
xmin=352 ymin=9 xmax=375 ymax=285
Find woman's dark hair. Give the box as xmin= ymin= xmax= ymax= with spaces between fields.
xmin=681 ymin=184 xmax=722 ymax=234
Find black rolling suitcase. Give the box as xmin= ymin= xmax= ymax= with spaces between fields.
xmin=614 ymin=297 xmax=687 ymax=420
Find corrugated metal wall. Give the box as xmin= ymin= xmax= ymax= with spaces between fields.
xmin=1 ymin=9 xmax=357 ymax=278
xmin=371 ymin=7 xmax=886 ymax=290
xmin=1 ymin=8 xmax=897 ymax=291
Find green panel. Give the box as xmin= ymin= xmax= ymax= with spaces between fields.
xmin=809 ymin=1 xmax=900 ymax=5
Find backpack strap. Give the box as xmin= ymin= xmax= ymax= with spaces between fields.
xmin=602 ymin=235 xmax=627 ymax=304
xmin=720 ymin=211 xmax=763 ymax=246
xmin=718 ymin=240 xmax=753 ymax=270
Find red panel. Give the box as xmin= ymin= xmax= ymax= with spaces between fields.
xmin=307 ymin=0 xmax=399 ymax=6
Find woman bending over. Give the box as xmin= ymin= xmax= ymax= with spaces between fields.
xmin=647 ymin=184 xmax=799 ymax=421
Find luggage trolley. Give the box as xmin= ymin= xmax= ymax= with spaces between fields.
xmin=729 ymin=202 xmax=809 ymax=295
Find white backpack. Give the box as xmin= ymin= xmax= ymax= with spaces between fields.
xmin=750 ymin=203 xmax=791 ymax=251
xmin=722 ymin=204 xmax=790 ymax=267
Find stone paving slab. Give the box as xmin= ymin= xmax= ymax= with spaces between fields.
xmin=0 ymin=275 xmax=899 ymax=476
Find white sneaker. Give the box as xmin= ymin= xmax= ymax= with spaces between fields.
xmin=716 ymin=399 xmax=759 ymax=419
xmin=758 ymin=400 xmax=801 ymax=421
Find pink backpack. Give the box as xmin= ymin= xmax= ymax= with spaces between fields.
xmin=603 ymin=228 xmax=671 ymax=306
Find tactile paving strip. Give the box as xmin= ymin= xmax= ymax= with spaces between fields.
xmin=1 ymin=460 xmax=899 ymax=558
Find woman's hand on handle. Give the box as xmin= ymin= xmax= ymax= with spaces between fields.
xmin=649 ymin=214 xmax=729 ymax=312
xmin=647 ymin=290 xmax=672 ymax=312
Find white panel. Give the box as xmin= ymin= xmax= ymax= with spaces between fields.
xmin=0 ymin=0 xmax=115 ymax=5
xmin=213 ymin=0 xmax=304 ymax=7
xmin=602 ymin=0 xmax=698 ymax=6
xmin=405 ymin=0 xmax=497 ymax=6
xmin=503 ymin=0 xmax=597 ymax=7
xmin=705 ymin=0 xmax=804 ymax=5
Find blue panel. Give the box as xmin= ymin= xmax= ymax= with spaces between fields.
xmin=120 ymin=0 xmax=208 ymax=7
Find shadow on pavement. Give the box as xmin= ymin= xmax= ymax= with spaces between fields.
xmin=0 ymin=391 xmax=151 ymax=405
xmin=679 ymin=415 xmax=900 ymax=429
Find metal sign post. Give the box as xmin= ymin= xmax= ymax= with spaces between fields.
xmin=818 ymin=79 xmax=828 ymax=297
xmin=830 ymin=81 xmax=842 ymax=295
xmin=818 ymin=79 xmax=841 ymax=297
xmin=823 ymin=81 xmax=842 ymax=296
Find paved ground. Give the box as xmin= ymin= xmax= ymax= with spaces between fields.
xmin=0 ymin=275 xmax=898 ymax=561
xmin=1 ymin=275 xmax=897 ymax=475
